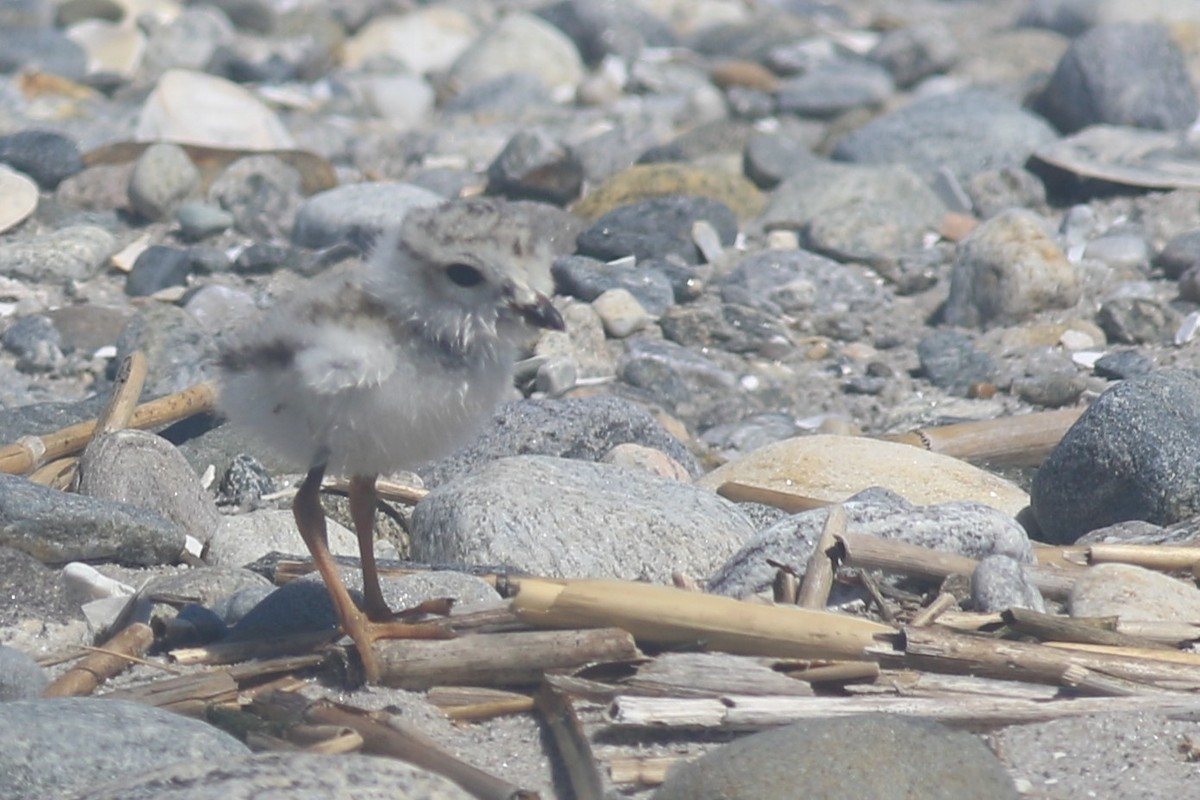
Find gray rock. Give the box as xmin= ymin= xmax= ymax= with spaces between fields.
xmin=700 ymin=412 xmax=799 ymax=461
xmin=742 ymin=129 xmax=819 ymax=189
xmin=446 ymin=11 xmax=584 ymax=97
xmin=0 ymin=474 xmax=186 ymax=566
xmin=773 ymin=59 xmax=894 ymax=118
xmin=710 ymin=489 xmax=1032 ymax=598
xmin=0 ymin=697 xmax=249 ymax=800
xmin=831 ymin=89 xmax=1058 ymax=184
xmin=576 ymin=196 xmax=738 ymax=265
xmin=412 ymin=455 xmax=754 ymax=582
xmin=418 ymin=395 xmax=699 ymax=487
xmin=0 ymin=225 xmax=115 ymax=283
xmin=1097 ymin=295 xmax=1179 ymax=344
xmin=868 ymin=20 xmax=960 ymax=88
xmin=138 ymin=5 xmax=235 ymax=79
xmin=660 ymin=297 xmax=793 ymax=357
xmin=617 ymin=335 xmax=739 ymax=416
xmin=291 ymin=182 xmax=442 ymax=249
xmin=761 ymin=161 xmax=945 ymax=266
xmin=1017 ymin=0 xmax=1098 ymax=36
xmin=1 ymin=314 xmax=65 ymax=373
xmin=441 ymin=72 xmax=554 ymax=116
xmin=44 ymin=305 xmax=134 ymax=354
xmin=1035 ymin=22 xmax=1198 ymax=132
xmin=176 ymin=201 xmax=234 ymax=241
xmin=972 ymin=554 xmax=1046 ymax=613
xmin=217 ymin=453 xmax=275 ymax=506
xmin=127 ymin=142 xmax=199 ymax=221
xmin=917 ymin=329 xmax=997 ymax=396
xmin=1155 ymin=228 xmax=1200 ymax=279
xmin=719 ymin=248 xmax=889 ymax=318
xmin=140 ymin=565 xmax=272 ymax=609
xmin=114 ymin=304 xmax=217 ymax=396
xmin=965 ymin=167 xmax=1048 ymax=218
xmin=654 ymin=714 xmax=1017 ymax=800
xmin=224 ymin=578 xmax=341 ymax=640
xmin=183 ymin=283 xmax=256 ymax=334
xmin=0 ymin=644 xmax=47 ymax=701
xmin=86 ymin=751 xmax=469 ymax=800
xmin=1069 ymin=562 xmax=1200 ymax=621
xmin=206 ymin=508 xmax=358 ymax=569
xmin=486 ymin=127 xmax=583 ymax=204
xmin=1093 ymin=349 xmax=1154 ymax=380
xmin=0 ymin=546 xmax=77 ymax=626
xmin=1084 ymin=233 xmax=1151 ymax=272
xmin=0 ymin=26 xmax=86 ymax=78
xmin=78 ymin=430 xmax=221 ymax=545
xmin=944 ymin=209 xmax=1082 ymax=327
xmin=126 ymin=245 xmax=192 ymax=297
xmin=536 ymin=0 xmax=675 ymax=66
xmin=1032 ymin=370 xmax=1200 ymax=543
xmin=208 ymin=155 xmax=303 ymax=241
xmin=232 ymin=242 xmax=294 ymax=275
xmin=552 ymin=255 xmax=676 ymax=316
xmin=0 ymin=129 xmax=83 ymax=189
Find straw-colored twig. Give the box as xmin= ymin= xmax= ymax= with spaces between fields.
xmin=43 ymin=623 xmax=155 ymax=697
xmin=796 ymin=505 xmax=845 ymax=608
xmin=879 ymin=407 xmax=1085 ymax=466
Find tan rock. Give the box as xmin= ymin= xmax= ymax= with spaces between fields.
xmin=135 ymin=69 xmax=294 ymax=150
xmin=0 ymin=167 xmax=37 ymax=234
xmin=1069 ymin=562 xmax=1200 ymax=622
xmin=572 ymin=163 xmax=765 ymax=222
xmin=697 ymin=434 xmax=1029 ymax=516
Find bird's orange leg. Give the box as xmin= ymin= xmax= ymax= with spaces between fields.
xmin=293 ymin=465 xmax=384 ymax=683
xmin=348 ymin=474 xmax=391 ymax=620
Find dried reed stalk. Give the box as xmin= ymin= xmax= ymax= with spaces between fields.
xmin=879 ymin=407 xmax=1084 ymax=466
xmin=796 ymin=504 xmax=845 ymax=608
xmin=512 ymin=578 xmax=892 ymax=661
xmin=43 ymin=623 xmax=154 ymax=697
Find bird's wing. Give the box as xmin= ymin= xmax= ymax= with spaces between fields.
xmin=294 ymin=323 xmax=398 ymax=394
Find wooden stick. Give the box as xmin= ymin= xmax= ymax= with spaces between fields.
xmin=715 ymin=481 xmax=831 ymax=512
xmin=608 ymin=756 xmax=677 ymax=787
xmin=512 ymin=578 xmax=893 ymax=661
xmin=879 ymin=626 xmax=1200 ymax=692
xmin=797 ymin=505 xmax=845 ymax=608
xmin=376 ymin=627 xmax=642 ymax=690
xmin=94 ymin=351 xmax=147 ymax=436
xmin=1044 ymin=641 xmax=1200 ymax=666
xmin=170 ymin=630 xmax=341 ymax=665
xmin=0 ymin=380 xmax=217 ymax=474
xmin=608 ymin=691 xmax=1200 ymax=732
xmin=909 ymin=592 xmax=959 ymax=627
xmin=878 ymin=408 xmax=1085 ymax=466
xmin=1087 ymin=544 xmax=1200 ymax=571
xmin=1001 ymin=608 xmax=1171 ymax=651
xmin=834 ymin=532 xmax=1075 ymax=600
xmin=43 ymin=623 xmax=154 ymax=697
xmin=786 ymin=661 xmax=881 ymax=684
xmin=303 ymin=699 xmax=533 ymax=800
xmin=536 ymin=680 xmax=606 ymax=800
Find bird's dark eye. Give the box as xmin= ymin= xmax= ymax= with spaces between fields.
xmin=445 ymin=263 xmax=485 ymax=288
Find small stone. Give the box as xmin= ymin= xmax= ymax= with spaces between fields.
xmin=576 ymin=196 xmax=738 ymax=265
xmin=0 ymin=26 xmax=87 ymax=79
xmin=1035 ymin=22 xmax=1198 ymax=132
xmin=0 ymin=225 xmax=116 ymax=283
xmin=1 ymin=314 xmax=66 ymax=373
xmin=1155 ymin=229 xmax=1200 ymax=279
xmin=1093 ymin=349 xmax=1154 ymax=380
xmin=868 ymin=20 xmax=960 ymax=88
xmin=175 ymin=201 xmax=233 ymax=240
xmin=233 ymin=243 xmax=293 ymax=275
xmin=418 ymin=395 xmax=698 ymax=488
xmin=573 ymin=163 xmax=764 ymax=222
xmin=1069 ymin=563 xmax=1200 ymax=622
xmin=0 ymin=166 xmax=37 ymax=235
xmin=207 ymin=508 xmax=359 ymax=568
xmin=208 ymin=155 xmax=303 ymax=241
xmin=0 ymin=473 xmax=186 ymax=567
xmin=0 ymin=698 xmax=250 ymax=800
xmin=342 ymin=8 xmax=477 ymax=73
xmin=127 ymin=142 xmax=199 ymax=221
xmin=218 ymin=453 xmax=275 ymax=506
xmin=125 ymin=245 xmax=192 ymax=297
xmin=1097 ymin=295 xmax=1179 ymax=344
xmin=602 ymin=442 xmax=691 ymax=481
xmin=486 ymin=127 xmax=583 ymax=204
xmin=412 ymin=455 xmax=753 ymax=583
xmin=592 ymin=287 xmax=654 ymax=338
xmin=709 ymin=489 xmax=1031 ymax=599
xmin=773 ymin=59 xmax=894 ymax=118
xmin=917 ymin=330 xmax=997 ymax=397
xmin=447 ymin=12 xmax=584 ymax=99
xmin=64 ymin=17 xmax=146 ymax=78
xmin=972 ymin=554 xmax=1046 ymax=613
xmin=0 ymin=644 xmax=48 ymax=700
xmin=654 ymin=714 xmax=1017 ymax=800
xmin=0 ymin=130 xmax=82 ymax=190
xmin=291 ymin=182 xmax=442 ymax=249
xmin=77 ymin=430 xmax=222 ymax=546
xmin=533 ymin=356 xmax=577 ymax=396
xmin=944 ymin=208 xmax=1081 ymax=328
xmin=551 ymin=255 xmax=675 ymax=317
xmin=1083 ymin=233 xmax=1150 ymax=272
xmin=115 ymin=304 xmax=218 ymax=396
xmin=1032 ymin=370 xmax=1200 ymax=543
xmin=698 ymin=435 xmax=1030 ymax=518
xmin=136 ymin=68 xmax=294 ymax=150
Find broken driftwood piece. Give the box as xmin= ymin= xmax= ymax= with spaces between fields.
xmin=512 ymin=578 xmax=892 ymax=660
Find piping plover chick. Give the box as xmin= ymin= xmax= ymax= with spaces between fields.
xmin=217 ymin=197 xmax=564 ymax=682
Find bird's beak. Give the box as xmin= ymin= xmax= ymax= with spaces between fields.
xmin=505 ymin=283 xmax=565 ymax=331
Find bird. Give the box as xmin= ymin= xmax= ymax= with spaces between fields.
xmin=217 ymin=197 xmax=565 ymax=682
